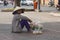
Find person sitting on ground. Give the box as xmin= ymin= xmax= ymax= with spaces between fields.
xmin=12 ymin=6 xmax=32 ymax=33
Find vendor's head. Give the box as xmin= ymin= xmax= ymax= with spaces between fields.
xmin=13 ymin=6 xmax=25 ymax=15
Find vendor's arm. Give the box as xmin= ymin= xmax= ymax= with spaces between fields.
xmin=20 ymin=15 xmax=32 ymax=22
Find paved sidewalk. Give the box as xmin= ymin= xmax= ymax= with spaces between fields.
xmin=49 ymin=12 xmax=60 ymax=16
xmin=0 ymin=12 xmax=60 ymax=40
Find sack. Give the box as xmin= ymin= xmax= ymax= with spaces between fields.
xmin=33 ymin=30 xmax=42 ymax=34
xmin=30 ymin=22 xmax=43 ymax=34
xmin=32 ymin=25 xmax=43 ymax=34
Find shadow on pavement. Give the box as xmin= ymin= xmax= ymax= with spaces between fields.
xmin=41 ymin=22 xmax=60 ymax=32
xmin=0 ymin=23 xmax=35 ymax=35
xmin=0 ymin=22 xmax=60 ymax=33
xmin=0 ymin=22 xmax=60 ymax=40
xmin=0 ymin=24 xmax=38 ymax=40
xmin=0 ymin=24 xmax=12 ymax=33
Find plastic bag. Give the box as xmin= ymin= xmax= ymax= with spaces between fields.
xmin=30 ymin=22 xmax=43 ymax=34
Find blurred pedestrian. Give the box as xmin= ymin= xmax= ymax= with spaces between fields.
xmin=4 ymin=0 xmax=8 ymax=6
xmin=11 ymin=0 xmax=14 ymax=5
xmin=34 ymin=0 xmax=38 ymax=11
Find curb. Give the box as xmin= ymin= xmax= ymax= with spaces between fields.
xmin=1 ymin=9 xmax=34 ymax=12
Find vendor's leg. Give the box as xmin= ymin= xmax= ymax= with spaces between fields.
xmin=22 ymin=20 xmax=31 ymax=31
xmin=20 ymin=21 xmax=24 ymax=29
xmin=24 ymin=21 xmax=31 ymax=31
xmin=20 ymin=20 xmax=31 ymax=31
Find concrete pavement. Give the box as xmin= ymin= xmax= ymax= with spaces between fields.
xmin=49 ymin=12 xmax=60 ymax=16
xmin=0 ymin=12 xmax=60 ymax=40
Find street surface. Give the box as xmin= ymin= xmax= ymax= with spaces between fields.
xmin=0 ymin=12 xmax=60 ymax=40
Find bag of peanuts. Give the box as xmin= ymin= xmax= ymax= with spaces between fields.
xmin=30 ymin=22 xmax=43 ymax=34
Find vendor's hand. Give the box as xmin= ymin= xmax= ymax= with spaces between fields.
xmin=30 ymin=22 xmax=33 ymax=25
xmin=30 ymin=22 xmax=35 ymax=25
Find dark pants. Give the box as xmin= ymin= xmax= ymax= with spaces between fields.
xmin=19 ymin=20 xmax=31 ymax=31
